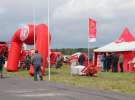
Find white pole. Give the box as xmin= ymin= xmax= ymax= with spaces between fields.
xmin=48 ymin=0 xmax=50 ymax=81
xmin=88 ymin=19 xmax=90 ymax=66
xmin=33 ymin=5 xmax=36 ymax=50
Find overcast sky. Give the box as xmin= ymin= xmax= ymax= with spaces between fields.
xmin=0 ymin=0 xmax=135 ymax=48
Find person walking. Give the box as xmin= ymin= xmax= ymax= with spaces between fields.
xmin=119 ymin=53 xmax=124 ymax=72
xmin=0 ymin=53 xmax=5 ymax=79
xmin=31 ymin=50 xmax=43 ymax=81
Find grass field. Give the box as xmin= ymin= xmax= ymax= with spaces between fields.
xmin=6 ymin=64 xmax=135 ymax=94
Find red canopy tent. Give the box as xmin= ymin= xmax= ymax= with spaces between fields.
xmin=94 ymin=27 xmax=135 ymax=72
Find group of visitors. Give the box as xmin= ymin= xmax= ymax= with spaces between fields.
xmin=23 ymin=50 xmax=43 ymax=81
xmin=99 ymin=53 xmax=124 ymax=72
xmin=19 ymin=51 xmax=31 ymax=70
xmin=0 ymin=49 xmax=43 ymax=81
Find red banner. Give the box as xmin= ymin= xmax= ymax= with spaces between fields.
xmin=88 ymin=18 xmax=96 ymax=42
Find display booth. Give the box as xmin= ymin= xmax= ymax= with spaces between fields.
xmin=94 ymin=27 xmax=135 ymax=72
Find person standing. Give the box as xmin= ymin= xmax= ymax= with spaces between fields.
xmin=31 ymin=50 xmax=43 ymax=81
xmin=119 ymin=53 xmax=124 ymax=72
xmin=106 ymin=53 xmax=112 ymax=72
xmin=25 ymin=53 xmax=31 ymax=70
xmin=56 ymin=54 xmax=63 ymax=69
xmin=99 ymin=53 xmax=105 ymax=71
xmin=0 ymin=53 xmax=5 ymax=78
xmin=19 ymin=49 xmax=26 ymax=70
xmin=78 ymin=54 xmax=85 ymax=65
xmin=112 ymin=53 xmax=119 ymax=72
xmin=102 ymin=53 xmax=107 ymax=72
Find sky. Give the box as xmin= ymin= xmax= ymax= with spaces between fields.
xmin=0 ymin=0 xmax=135 ymax=48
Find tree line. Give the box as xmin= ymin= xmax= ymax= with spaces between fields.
xmin=51 ymin=48 xmax=97 ymax=55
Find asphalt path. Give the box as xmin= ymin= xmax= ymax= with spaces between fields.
xmin=0 ymin=77 xmax=135 ymax=100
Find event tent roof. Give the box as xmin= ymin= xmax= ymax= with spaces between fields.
xmin=94 ymin=27 xmax=135 ymax=52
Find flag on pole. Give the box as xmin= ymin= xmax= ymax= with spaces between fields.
xmin=88 ymin=18 xmax=96 ymax=42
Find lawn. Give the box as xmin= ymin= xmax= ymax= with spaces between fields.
xmin=5 ymin=64 xmax=135 ymax=94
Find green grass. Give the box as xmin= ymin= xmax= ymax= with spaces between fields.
xmin=4 ymin=69 xmax=31 ymax=78
xmin=5 ymin=65 xmax=135 ymax=94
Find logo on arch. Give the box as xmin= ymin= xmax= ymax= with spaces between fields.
xmin=20 ymin=25 xmax=29 ymax=41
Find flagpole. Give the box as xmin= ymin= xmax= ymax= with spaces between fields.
xmin=48 ymin=0 xmax=50 ymax=81
xmin=88 ymin=18 xmax=90 ymax=66
xmin=33 ymin=4 xmax=36 ymax=50
xmin=88 ymin=18 xmax=96 ymax=65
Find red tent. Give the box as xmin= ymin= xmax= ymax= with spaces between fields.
xmin=94 ymin=27 xmax=135 ymax=72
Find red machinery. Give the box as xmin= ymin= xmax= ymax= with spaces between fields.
xmin=70 ymin=52 xmax=98 ymax=76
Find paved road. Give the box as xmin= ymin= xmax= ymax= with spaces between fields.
xmin=0 ymin=77 xmax=135 ymax=100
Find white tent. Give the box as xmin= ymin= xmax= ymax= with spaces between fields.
xmin=94 ymin=27 xmax=135 ymax=72
xmin=94 ymin=27 xmax=135 ymax=52
xmin=94 ymin=42 xmax=135 ymax=52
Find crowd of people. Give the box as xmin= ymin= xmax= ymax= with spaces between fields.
xmin=99 ymin=53 xmax=124 ymax=72
xmin=19 ymin=50 xmax=43 ymax=81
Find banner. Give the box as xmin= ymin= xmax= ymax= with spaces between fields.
xmin=88 ymin=18 xmax=96 ymax=42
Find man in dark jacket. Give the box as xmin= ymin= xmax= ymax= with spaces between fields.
xmin=112 ymin=53 xmax=119 ymax=72
xmin=106 ymin=53 xmax=112 ymax=72
xmin=31 ymin=50 xmax=43 ymax=81
xmin=78 ymin=54 xmax=85 ymax=65
xmin=0 ymin=54 xmax=5 ymax=78
xmin=25 ymin=54 xmax=31 ymax=70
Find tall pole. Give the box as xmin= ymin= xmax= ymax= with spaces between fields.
xmin=48 ymin=0 xmax=50 ymax=81
xmin=88 ymin=19 xmax=90 ymax=66
xmin=33 ymin=4 xmax=36 ymax=50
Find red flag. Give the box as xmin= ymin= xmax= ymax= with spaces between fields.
xmin=88 ymin=18 xmax=96 ymax=42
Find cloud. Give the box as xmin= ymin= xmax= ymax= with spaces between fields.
xmin=0 ymin=0 xmax=135 ymax=48
xmin=53 ymin=0 xmax=135 ymax=20
xmin=50 ymin=0 xmax=135 ymax=48
xmin=0 ymin=7 xmax=5 ymax=15
xmin=0 ymin=0 xmax=48 ymax=41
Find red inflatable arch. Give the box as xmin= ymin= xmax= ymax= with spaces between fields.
xmin=7 ymin=24 xmax=50 ymax=73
